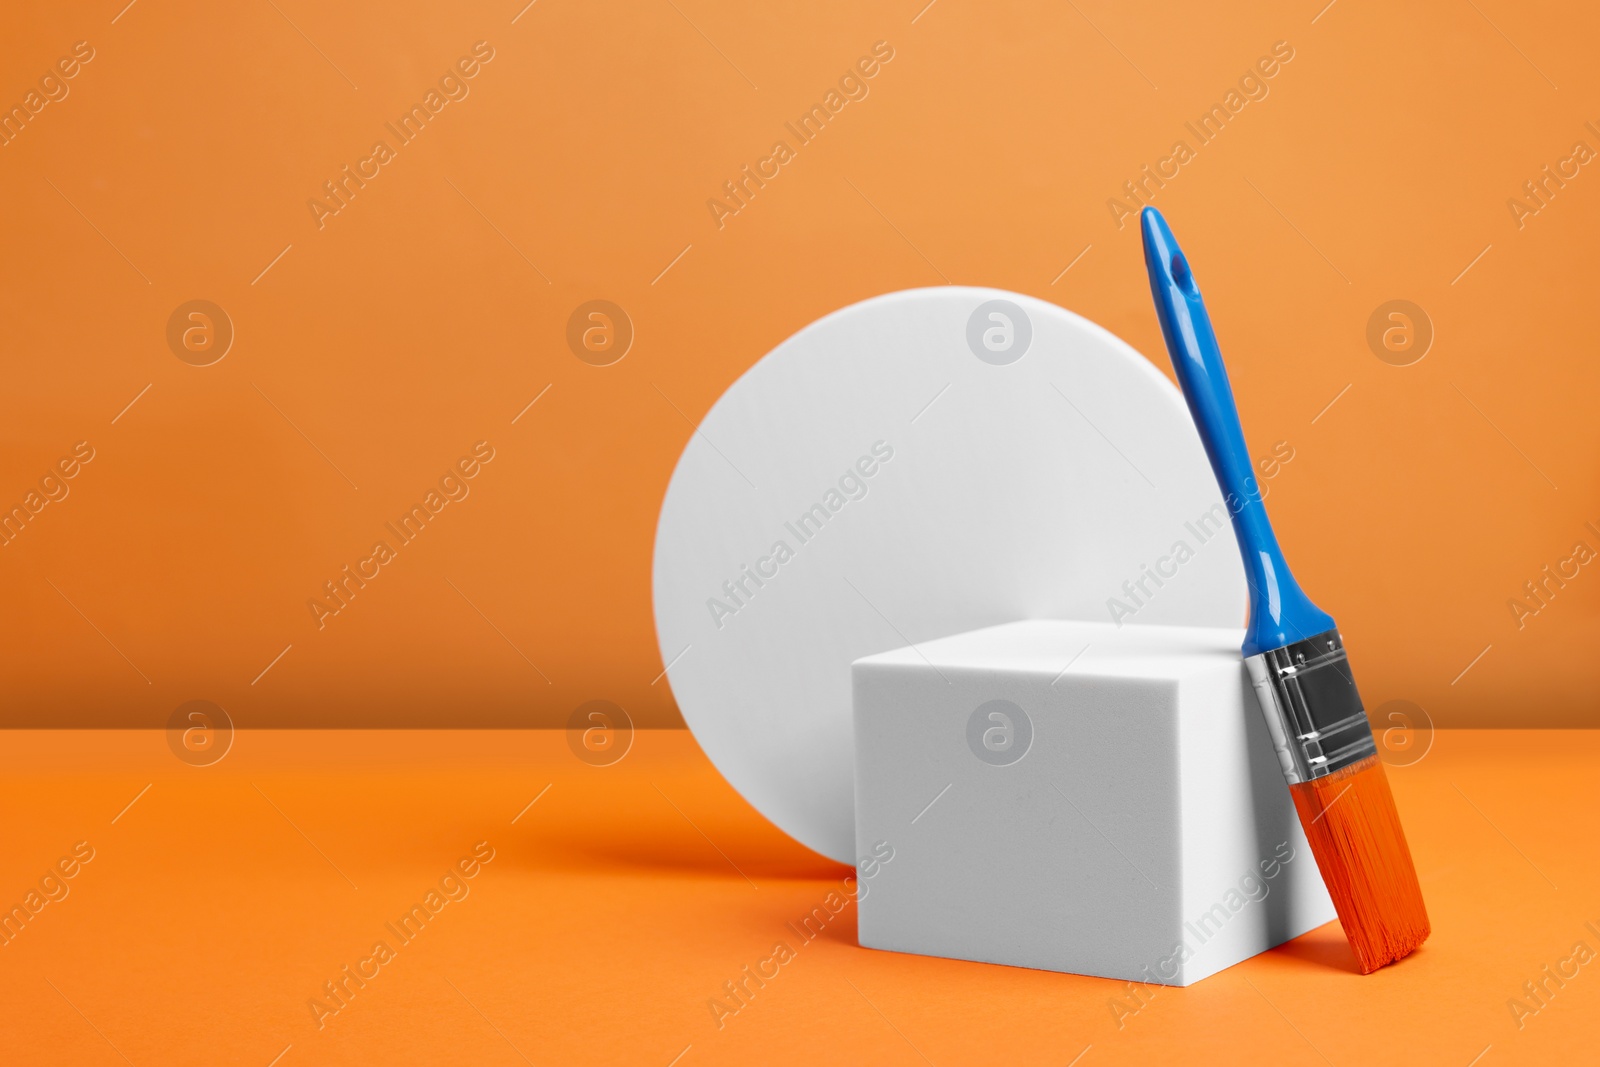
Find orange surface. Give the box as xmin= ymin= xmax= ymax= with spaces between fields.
xmin=3 ymin=2 xmax=1600 ymax=726
xmin=2 ymin=727 xmax=1595 ymax=1065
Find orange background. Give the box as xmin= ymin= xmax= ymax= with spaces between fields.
xmin=2 ymin=0 xmax=1598 ymax=727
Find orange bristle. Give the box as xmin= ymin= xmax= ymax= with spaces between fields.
xmin=1288 ymin=754 xmax=1430 ymax=973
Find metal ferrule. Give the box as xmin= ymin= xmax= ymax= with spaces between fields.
xmin=1244 ymin=629 xmax=1376 ymax=784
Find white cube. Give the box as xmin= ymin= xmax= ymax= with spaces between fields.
xmin=852 ymin=619 xmax=1336 ymax=986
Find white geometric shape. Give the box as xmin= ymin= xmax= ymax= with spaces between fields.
xmin=853 ymin=619 xmax=1335 ymax=985
xmin=653 ymin=287 xmax=1247 ymax=864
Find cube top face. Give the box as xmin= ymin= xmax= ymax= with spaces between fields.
xmin=852 ymin=619 xmax=1245 ymax=682
xmin=852 ymin=619 xmax=1330 ymax=986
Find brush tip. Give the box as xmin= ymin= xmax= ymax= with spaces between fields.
xmin=1290 ymin=756 xmax=1431 ymax=973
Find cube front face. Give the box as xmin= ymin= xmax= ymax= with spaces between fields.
xmin=852 ymin=658 xmax=1186 ymax=981
xmin=851 ymin=621 xmax=1336 ymax=986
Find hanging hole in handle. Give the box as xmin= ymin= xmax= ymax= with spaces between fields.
xmin=1170 ymin=252 xmax=1196 ymax=292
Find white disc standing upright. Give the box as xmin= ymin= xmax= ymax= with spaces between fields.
xmin=652 ymin=288 xmax=1246 ymax=864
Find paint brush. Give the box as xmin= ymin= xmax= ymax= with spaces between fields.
xmin=1138 ymin=205 xmax=1429 ymax=973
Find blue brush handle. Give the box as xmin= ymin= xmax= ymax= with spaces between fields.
xmin=1139 ymin=207 xmax=1333 ymax=657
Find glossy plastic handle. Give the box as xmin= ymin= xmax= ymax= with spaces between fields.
xmin=1139 ymin=206 xmax=1334 ymax=657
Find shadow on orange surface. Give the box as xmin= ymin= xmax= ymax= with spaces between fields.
xmin=539 ymin=817 xmax=849 ymax=883
xmin=1270 ymin=920 xmax=1366 ymax=975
